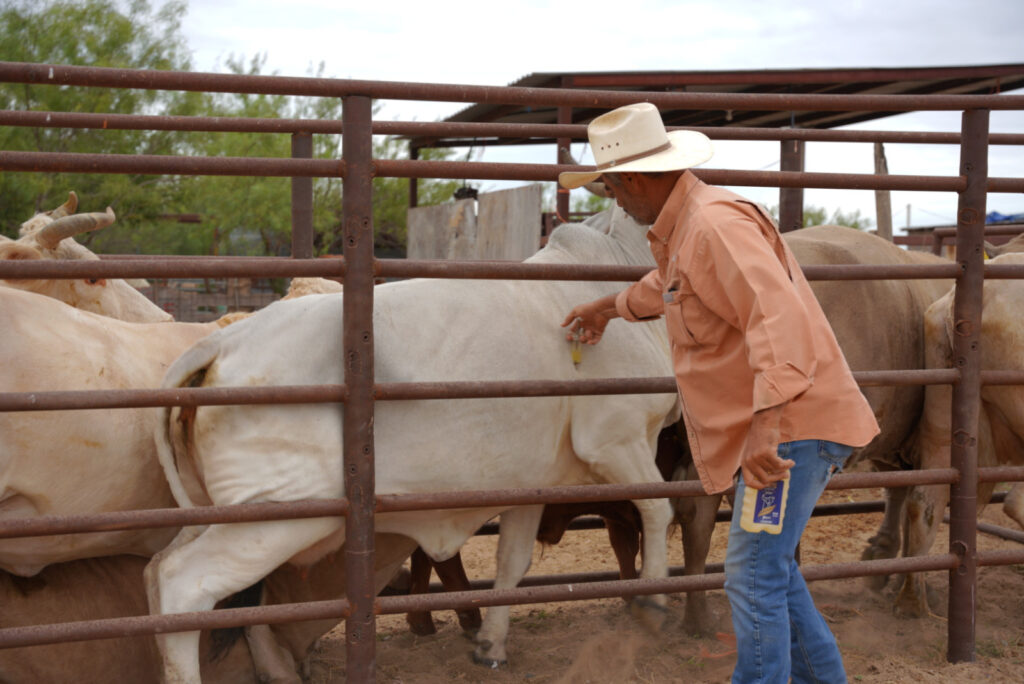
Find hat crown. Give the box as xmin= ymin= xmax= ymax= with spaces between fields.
xmin=559 ymin=102 xmax=712 ymax=190
xmin=589 ymin=103 xmax=669 ymax=169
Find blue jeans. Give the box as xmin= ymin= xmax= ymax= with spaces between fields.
xmin=724 ymin=439 xmax=852 ymax=684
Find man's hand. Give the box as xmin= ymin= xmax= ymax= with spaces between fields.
xmin=561 ymin=292 xmax=620 ymax=345
xmin=741 ymin=404 xmax=794 ymax=490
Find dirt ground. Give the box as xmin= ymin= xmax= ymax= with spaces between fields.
xmin=308 ymin=477 xmax=1024 ymax=683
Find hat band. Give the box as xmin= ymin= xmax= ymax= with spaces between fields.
xmin=595 ymin=141 xmax=672 ymax=171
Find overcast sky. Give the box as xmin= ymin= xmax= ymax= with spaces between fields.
xmin=180 ymin=0 xmax=1024 ymax=231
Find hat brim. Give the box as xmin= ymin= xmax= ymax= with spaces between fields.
xmin=559 ymin=130 xmax=714 ymax=189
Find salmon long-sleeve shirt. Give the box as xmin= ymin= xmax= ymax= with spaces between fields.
xmin=615 ymin=172 xmax=879 ymax=494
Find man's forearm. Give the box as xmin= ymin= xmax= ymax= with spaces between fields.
xmin=562 ymin=291 xmax=624 ymax=345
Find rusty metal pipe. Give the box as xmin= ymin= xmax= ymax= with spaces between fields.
xmin=0 ymin=468 xmax=972 ymax=541
xmin=979 ymin=548 xmax=1024 ymax=566
xmin=0 ymin=499 xmax=347 ymax=539
xmin=0 ymin=599 xmax=350 ymax=650
xmin=0 ymin=369 xmax=961 ymax=413
xmin=3 ymin=62 xmax=1024 ymax=111
xmin=0 ymin=385 xmax=347 ymax=412
xmin=946 ymin=108 xmax=989 ymax=663
xmin=0 ymin=150 xmax=989 ymax=193
xmin=5 ymin=548 xmax=1023 ymax=653
xmin=0 ymin=150 xmax=342 ymax=177
xmin=0 ymin=256 xmax=979 ymax=283
xmin=341 ymin=93 xmax=378 ymax=681
xmin=379 ymin=554 xmax=960 ymax=617
xmin=0 ymin=256 xmax=346 ymax=280
xmin=976 ymin=465 xmax=1024 ymax=483
xmin=5 ymin=109 xmax=1024 ymax=146
xmin=290 ymin=133 xmax=314 ymax=259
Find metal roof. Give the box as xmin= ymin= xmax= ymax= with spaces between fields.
xmin=415 ymin=64 xmax=1024 ymax=148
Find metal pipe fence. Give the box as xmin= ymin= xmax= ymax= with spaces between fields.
xmin=1 ymin=61 xmax=1023 ymax=676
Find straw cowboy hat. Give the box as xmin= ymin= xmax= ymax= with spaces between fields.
xmin=559 ymin=102 xmax=713 ymax=189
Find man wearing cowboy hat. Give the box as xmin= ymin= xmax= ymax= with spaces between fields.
xmin=561 ymin=102 xmax=878 ymax=684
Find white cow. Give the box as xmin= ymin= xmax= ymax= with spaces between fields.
xmin=0 ymin=286 xmax=223 ymax=575
xmin=2 ymin=191 xmax=172 ymax=323
xmin=0 ymin=272 xmax=338 ymax=575
xmin=145 ymin=207 xmax=678 ymax=681
xmin=896 ymin=251 xmax=1024 ymax=615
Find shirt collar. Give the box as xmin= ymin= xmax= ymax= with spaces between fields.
xmin=648 ymin=170 xmax=702 ymax=244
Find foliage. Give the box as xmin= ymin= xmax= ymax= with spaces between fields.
xmin=571 ymin=191 xmax=613 ymax=215
xmin=0 ymin=0 xmax=198 ymax=239
xmin=768 ymin=203 xmax=871 ymax=231
xmin=1 ymin=0 xmax=458 ymax=257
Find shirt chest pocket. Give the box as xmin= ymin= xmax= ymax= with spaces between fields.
xmin=663 ymin=276 xmax=730 ymax=349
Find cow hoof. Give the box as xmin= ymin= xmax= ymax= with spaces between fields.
xmin=629 ymin=596 xmax=668 ymax=633
xmin=471 ymin=648 xmax=507 ymax=669
xmin=892 ymin=582 xmax=929 ymax=618
xmin=862 ymin=572 xmax=889 ymax=592
xmin=406 ymin=619 xmax=438 ymax=636
xmin=860 ymin=545 xmax=894 ymax=591
xmin=682 ymin=607 xmax=716 ymax=637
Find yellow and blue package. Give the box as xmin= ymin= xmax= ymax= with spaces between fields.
xmin=739 ymin=476 xmax=790 ymax=534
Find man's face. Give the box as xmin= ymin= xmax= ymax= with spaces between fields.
xmin=601 ymin=173 xmax=663 ymax=225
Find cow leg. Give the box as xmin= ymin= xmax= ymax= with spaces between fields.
xmin=674 ymin=461 xmax=722 ymax=636
xmin=627 ymin=492 xmax=673 ymax=632
xmin=861 ymin=481 xmax=908 ymax=591
xmin=1005 ymin=482 xmax=1024 ymax=529
xmin=405 ymin=547 xmax=438 ymax=636
xmin=432 ymin=551 xmax=483 ymax=635
xmin=604 ymin=513 xmax=640 ymax=581
xmin=145 ymin=518 xmax=339 ymax=684
xmin=893 ymin=481 xmax=947 ymax=617
xmin=245 ymin=623 xmax=300 ymax=684
xmin=573 ymin=434 xmax=673 ymax=630
xmin=472 ymin=505 xmax=544 ymax=668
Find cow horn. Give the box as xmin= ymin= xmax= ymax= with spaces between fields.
xmin=47 ymin=191 xmax=79 ymax=219
xmin=557 ymin=147 xmax=612 ymax=199
xmin=984 ymin=240 xmax=1003 ymax=258
xmin=36 ymin=207 xmax=116 ymax=249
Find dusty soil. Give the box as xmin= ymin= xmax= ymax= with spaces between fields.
xmin=309 ymin=476 xmax=1024 ymax=683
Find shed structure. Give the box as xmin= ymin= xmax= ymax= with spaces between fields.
xmin=406 ymin=64 xmax=1024 ymax=232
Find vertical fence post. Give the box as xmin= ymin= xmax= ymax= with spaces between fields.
xmin=778 ymin=138 xmax=805 ymax=232
xmin=556 ymin=103 xmax=572 ymax=223
xmin=291 ymin=132 xmax=314 ymax=259
xmin=408 ymin=145 xmax=419 ymax=210
xmin=947 ymin=107 xmax=989 ymax=663
xmin=342 ymin=94 xmax=377 ymax=681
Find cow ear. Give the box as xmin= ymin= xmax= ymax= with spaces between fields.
xmin=983 ymin=240 xmax=1002 ymax=258
xmin=0 ymin=241 xmax=43 ymax=263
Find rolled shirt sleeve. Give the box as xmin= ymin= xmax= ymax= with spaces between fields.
xmin=615 ymin=268 xmax=665 ymax=322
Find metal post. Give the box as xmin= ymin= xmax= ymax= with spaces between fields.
xmin=556 ymin=103 xmax=572 ymax=223
xmin=408 ymin=145 xmax=419 ymax=209
xmin=873 ymin=142 xmax=893 ymax=241
xmin=291 ymin=132 xmax=314 ymax=259
xmin=947 ymin=108 xmax=989 ymax=663
xmin=779 ymin=138 xmax=805 ymax=232
xmin=342 ymin=94 xmax=377 ymax=681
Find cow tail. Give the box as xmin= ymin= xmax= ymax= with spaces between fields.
xmin=155 ymin=336 xmax=222 ymax=509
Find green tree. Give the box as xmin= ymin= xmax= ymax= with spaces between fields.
xmin=0 ymin=0 xmax=198 ymax=238
xmin=768 ymin=204 xmax=870 ymax=231
xmin=367 ymin=135 xmax=458 ymax=257
xmin=571 ymin=191 xmax=612 ymax=215
xmin=1 ymin=0 xmax=458 ymax=257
